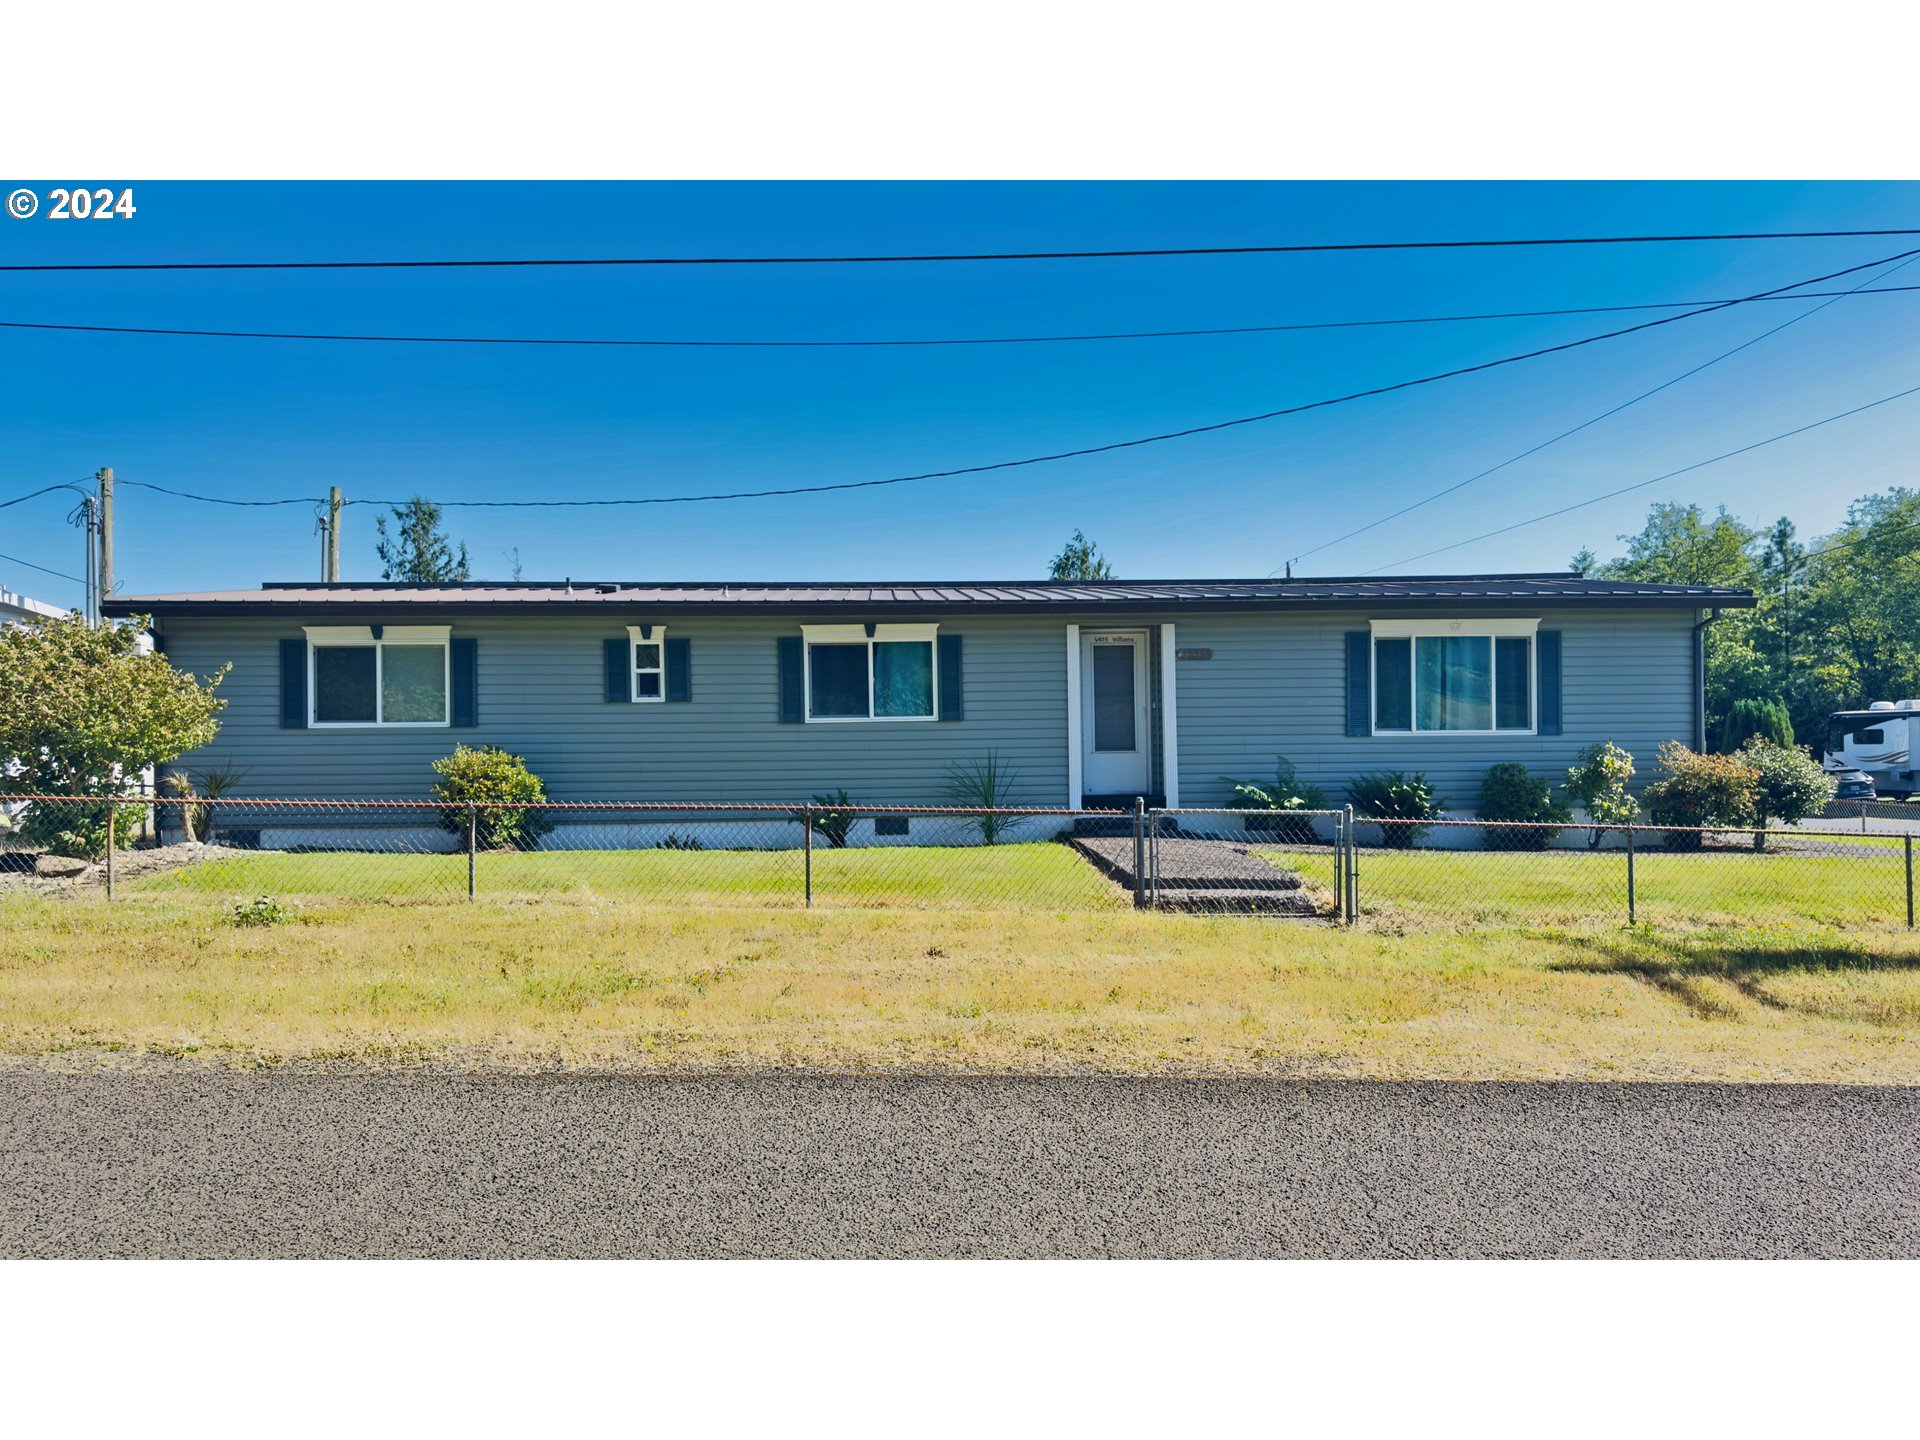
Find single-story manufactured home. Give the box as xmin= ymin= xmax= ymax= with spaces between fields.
xmin=104 ymin=574 xmax=1754 ymax=836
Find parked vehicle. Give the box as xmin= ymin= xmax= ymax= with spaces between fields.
xmin=1824 ymin=765 xmax=1877 ymax=803
xmin=1825 ymin=702 xmax=1918 ymax=799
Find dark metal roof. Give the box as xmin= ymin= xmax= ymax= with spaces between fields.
xmin=104 ymin=573 xmax=1755 ymax=618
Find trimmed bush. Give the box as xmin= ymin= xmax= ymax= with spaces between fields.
xmin=1738 ymin=738 xmax=1837 ymax=850
xmin=1565 ymin=740 xmax=1637 ymax=848
xmin=1717 ymin=697 xmax=1794 ymax=753
xmin=430 ymin=744 xmax=554 ymax=850
xmin=1222 ymin=754 xmax=1328 ymax=843
xmin=17 ymin=798 xmax=139 ymax=861
xmin=1642 ymin=741 xmax=1757 ymax=850
xmin=1348 ymin=771 xmax=1443 ymax=849
xmin=1475 ymin=763 xmax=1572 ymax=850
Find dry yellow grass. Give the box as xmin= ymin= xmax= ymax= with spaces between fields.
xmin=5 ymin=896 xmax=1920 ymax=1080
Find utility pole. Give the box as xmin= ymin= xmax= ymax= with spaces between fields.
xmin=326 ymin=486 xmax=343 ymax=582
xmin=96 ymin=467 xmax=114 ymax=606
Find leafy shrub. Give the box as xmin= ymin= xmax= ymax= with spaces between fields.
xmin=1738 ymin=738 xmax=1837 ymax=850
xmin=1642 ymin=741 xmax=1757 ymax=850
xmin=1565 ymin=740 xmax=1637 ymax=848
xmin=230 ymin=896 xmax=291 ymax=927
xmin=1717 ymin=697 xmax=1794 ymax=753
xmin=430 ymin=744 xmax=554 ymax=850
xmin=1347 ymin=771 xmax=1443 ymax=849
xmin=17 ymin=798 xmax=140 ymax=861
xmin=1222 ymin=755 xmax=1327 ymax=843
xmin=945 ymin=752 xmax=1025 ymax=845
xmin=1475 ymin=763 xmax=1572 ymax=850
xmin=796 ymin=789 xmax=856 ymax=848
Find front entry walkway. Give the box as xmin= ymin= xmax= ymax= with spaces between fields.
xmin=1067 ymin=834 xmax=1322 ymax=914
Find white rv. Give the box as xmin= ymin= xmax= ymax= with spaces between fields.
xmin=1827 ymin=702 xmax=1920 ymax=799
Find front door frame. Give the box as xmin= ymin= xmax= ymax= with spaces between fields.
xmin=1078 ymin=627 xmax=1152 ymax=797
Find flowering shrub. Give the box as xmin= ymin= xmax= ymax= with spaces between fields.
xmin=1642 ymin=741 xmax=1757 ymax=850
xmin=1565 ymin=740 xmax=1638 ymax=848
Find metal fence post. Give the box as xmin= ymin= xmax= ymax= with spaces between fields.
xmin=105 ymin=796 xmax=117 ymax=902
xmin=466 ymin=803 xmax=477 ymax=901
xmin=1131 ymin=798 xmax=1146 ymax=909
xmin=1336 ymin=814 xmax=1351 ymax=925
xmin=803 ymin=804 xmax=813 ymax=908
xmin=1344 ymin=804 xmax=1357 ymax=923
xmin=1906 ymin=834 xmax=1914 ymax=931
xmin=1626 ymin=824 xmax=1637 ymax=927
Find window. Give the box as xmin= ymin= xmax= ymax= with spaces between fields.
xmin=801 ymin=624 xmax=938 ymax=721
xmin=627 ymin=626 xmax=666 ymax=702
xmin=1371 ymin=620 xmax=1535 ymax=734
xmin=306 ymin=625 xmax=450 ymax=727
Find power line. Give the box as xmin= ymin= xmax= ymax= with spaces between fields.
xmin=1364 ymin=382 xmax=1920 ymax=573
xmin=4 ymin=285 xmax=1917 ymax=350
xmin=308 ymin=246 xmax=1909 ymax=508
xmin=113 ymin=478 xmax=324 ymax=507
xmin=0 ymin=480 xmax=91 ymax=511
xmin=1285 ymin=253 xmax=1920 ymax=569
xmin=77 ymin=247 xmax=1920 ymax=517
xmin=0 ymin=548 xmax=84 ymax=584
xmin=8 ymin=228 xmax=1920 ymax=273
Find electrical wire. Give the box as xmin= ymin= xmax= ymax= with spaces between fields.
xmin=0 ymin=548 xmax=84 ymax=584
xmin=112 ymin=479 xmax=326 ymax=507
xmin=4 ymin=285 xmax=1917 ymax=350
xmin=0 ymin=480 xmax=91 ymax=510
xmin=7 ymin=228 xmax=1920 ymax=272
xmin=312 ymin=246 xmax=1917 ymax=509
xmin=62 ymin=248 xmax=1920 ymax=518
xmin=1363 ymin=383 xmax=1920 ymax=573
xmin=1284 ymin=253 xmax=1920 ymax=570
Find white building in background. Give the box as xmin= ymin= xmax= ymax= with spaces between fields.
xmin=1 ymin=586 xmax=68 ymax=628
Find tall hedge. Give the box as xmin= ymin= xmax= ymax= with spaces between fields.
xmin=1716 ymin=697 xmax=1793 ymax=754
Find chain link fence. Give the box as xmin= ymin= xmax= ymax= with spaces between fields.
xmin=1 ymin=794 xmax=1913 ymax=930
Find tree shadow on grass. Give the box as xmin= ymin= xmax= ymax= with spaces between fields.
xmin=1547 ymin=931 xmax=1920 ymax=1021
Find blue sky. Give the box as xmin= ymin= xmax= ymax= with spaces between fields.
xmin=2 ymin=180 xmax=1916 ymax=608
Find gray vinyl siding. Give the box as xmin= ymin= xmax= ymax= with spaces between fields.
xmin=158 ymin=613 xmax=1071 ymax=806
xmin=157 ymin=605 xmax=1698 ymax=810
xmin=1170 ymin=608 xmax=1697 ymax=808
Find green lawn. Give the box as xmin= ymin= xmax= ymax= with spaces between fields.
xmin=1262 ymin=845 xmax=1910 ymax=929
xmin=132 ymin=841 xmax=1126 ymax=912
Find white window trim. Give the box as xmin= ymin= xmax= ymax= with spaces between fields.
xmin=304 ymin=624 xmax=452 ymax=729
xmin=1367 ymin=618 xmax=1537 ymax=737
xmin=625 ymin=624 xmax=667 ymax=704
xmin=799 ymin=622 xmax=940 ymax=723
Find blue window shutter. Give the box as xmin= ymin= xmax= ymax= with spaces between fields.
xmin=1345 ymin=632 xmax=1371 ymax=736
xmin=603 ymin=638 xmax=631 ymax=702
xmin=777 ymin=636 xmax=804 ymax=722
xmin=279 ymin=638 xmax=307 ymax=729
xmin=1536 ymin=629 xmax=1562 ymax=735
xmin=938 ymin=633 xmax=963 ymax=720
xmin=450 ymin=638 xmax=478 ymax=727
xmin=665 ymin=637 xmax=691 ymax=702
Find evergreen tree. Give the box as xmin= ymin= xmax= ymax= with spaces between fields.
xmin=375 ymin=497 xmax=471 ymax=583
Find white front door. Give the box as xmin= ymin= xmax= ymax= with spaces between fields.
xmin=1081 ymin=629 xmax=1151 ymax=795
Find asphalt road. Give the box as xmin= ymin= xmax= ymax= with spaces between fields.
xmin=4 ymin=1072 xmax=1916 ymax=1258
